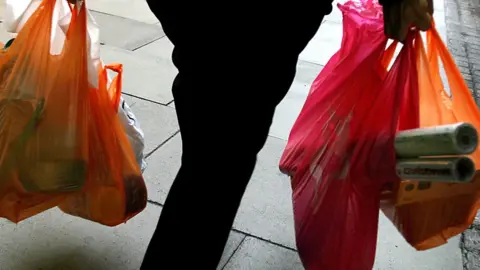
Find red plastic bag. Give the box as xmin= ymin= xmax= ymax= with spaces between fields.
xmin=279 ymin=1 xmax=420 ymax=269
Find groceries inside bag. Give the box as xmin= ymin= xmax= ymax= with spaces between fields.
xmin=280 ymin=0 xmax=480 ymax=269
xmin=5 ymin=0 xmax=147 ymax=172
xmin=380 ymin=27 xmax=480 ymax=251
xmin=0 ymin=0 xmax=147 ymax=226
xmin=279 ymin=1 xmax=420 ymax=269
xmin=59 ymin=62 xmax=147 ymax=226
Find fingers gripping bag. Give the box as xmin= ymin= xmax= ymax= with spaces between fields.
xmin=5 ymin=0 xmax=147 ymax=172
xmin=279 ymin=1 xmax=420 ymax=269
xmin=0 ymin=0 xmax=90 ymax=222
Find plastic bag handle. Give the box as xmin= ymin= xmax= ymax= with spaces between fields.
xmin=424 ymin=20 xmax=446 ymax=97
xmin=64 ymin=0 xmax=87 ymax=37
xmin=100 ymin=63 xmax=123 ymax=111
xmin=426 ymin=27 xmax=478 ymax=109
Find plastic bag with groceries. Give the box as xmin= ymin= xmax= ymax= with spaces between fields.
xmin=0 ymin=0 xmax=147 ymax=226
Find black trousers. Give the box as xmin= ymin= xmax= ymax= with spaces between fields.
xmin=141 ymin=2 xmax=332 ymax=269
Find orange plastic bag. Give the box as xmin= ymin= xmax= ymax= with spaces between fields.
xmin=58 ymin=61 xmax=147 ymax=226
xmin=381 ymin=27 xmax=480 ymax=250
xmin=0 ymin=0 xmax=146 ymax=225
xmin=0 ymin=0 xmax=89 ymax=222
xmin=54 ymin=2 xmax=146 ymax=226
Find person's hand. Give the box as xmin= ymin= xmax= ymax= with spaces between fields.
xmin=383 ymin=0 xmax=434 ymax=41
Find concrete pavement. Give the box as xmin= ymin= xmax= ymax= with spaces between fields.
xmin=0 ymin=0 xmax=467 ymax=269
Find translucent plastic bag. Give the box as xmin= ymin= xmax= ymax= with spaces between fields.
xmin=380 ymin=27 xmax=480 ymax=250
xmin=0 ymin=0 xmax=90 ymax=222
xmin=0 ymin=0 xmax=147 ymax=226
xmin=5 ymin=0 xmax=147 ymax=171
xmin=279 ymin=1 xmax=420 ymax=269
xmin=59 ymin=62 xmax=147 ymax=226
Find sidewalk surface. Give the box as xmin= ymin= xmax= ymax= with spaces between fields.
xmin=445 ymin=0 xmax=480 ymax=269
xmin=0 ymin=0 xmax=474 ymax=269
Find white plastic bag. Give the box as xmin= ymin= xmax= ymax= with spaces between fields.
xmin=118 ymin=97 xmax=147 ymax=171
xmin=4 ymin=0 xmax=147 ymax=171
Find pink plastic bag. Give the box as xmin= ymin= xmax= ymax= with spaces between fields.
xmin=279 ymin=2 xmax=420 ymax=269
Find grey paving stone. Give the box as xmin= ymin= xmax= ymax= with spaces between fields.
xmin=0 ymin=204 xmax=161 ymax=270
xmin=224 ymin=225 xmax=462 ymax=270
xmin=122 ymin=94 xmax=136 ymax=107
xmin=90 ymin=11 xmax=165 ymax=50
xmin=0 ymin=202 xmax=241 ymax=270
xmin=100 ymin=45 xmax=177 ymax=104
xmin=299 ymin=20 xmax=342 ymax=65
xmin=218 ymin=231 xmax=246 ymax=270
xmin=223 ymin=237 xmax=303 ymax=270
xmin=269 ymin=61 xmax=323 ymax=140
xmin=135 ymin=36 xmax=174 ymax=60
xmin=0 ymin=22 xmax=15 ymax=44
xmin=233 ymin=136 xmax=297 ymax=249
xmin=375 ymin=213 xmax=463 ymax=270
xmin=324 ymin=3 xmax=343 ymax=24
xmin=87 ymin=0 xmax=159 ymax=24
xmin=126 ymin=96 xmax=179 ymax=155
xmin=0 ymin=0 xmax=5 ymax=22
xmin=142 ymin=133 xmax=181 ymax=204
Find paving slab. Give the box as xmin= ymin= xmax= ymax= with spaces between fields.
xmin=0 ymin=0 xmax=5 ymax=22
xmin=87 ymin=0 xmax=159 ymax=24
xmin=269 ymin=60 xmax=323 ymax=140
xmin=0 ymin=22 xmax=15 ymax=44
xmin=374 ymin=213 xmax=463 ymax=270
xmin=126 ymin=96 xmax=179 ymax=155
xmin=142 ymin=133 xmax=180 ymax=203
xmin=133 ymin=36 xmax=176 ymax=111
xmin=90 ymin=10 xmax=164 ymax=50
xmin=299 ymin=20 xmax=342 ymax=66
xmin=122 ymin=93 xmax=136 ymax=107
xmin=223 ymin=237 xmax=303 ymax=270
xmin=100 ymin=44 xmax=177 ymax=104
xmin=0 ymin=204 xmax=161 ymax=270
xmin=218 ymin=231 xmax=246 ymax=270
xmin=224 ymin=217 xmax=462 ymax=270
xmin=324 ymin=2 xmax=343 ymax=24
xmin=133 ymin=37 xmax=176 ymax=111
xmin=135 ymin=36 xmax=174 ymax=60
xmin=0 ymin=203 xmax=243 ymax=270
xmin=233 ymin=136 xmax=297 ymax=249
